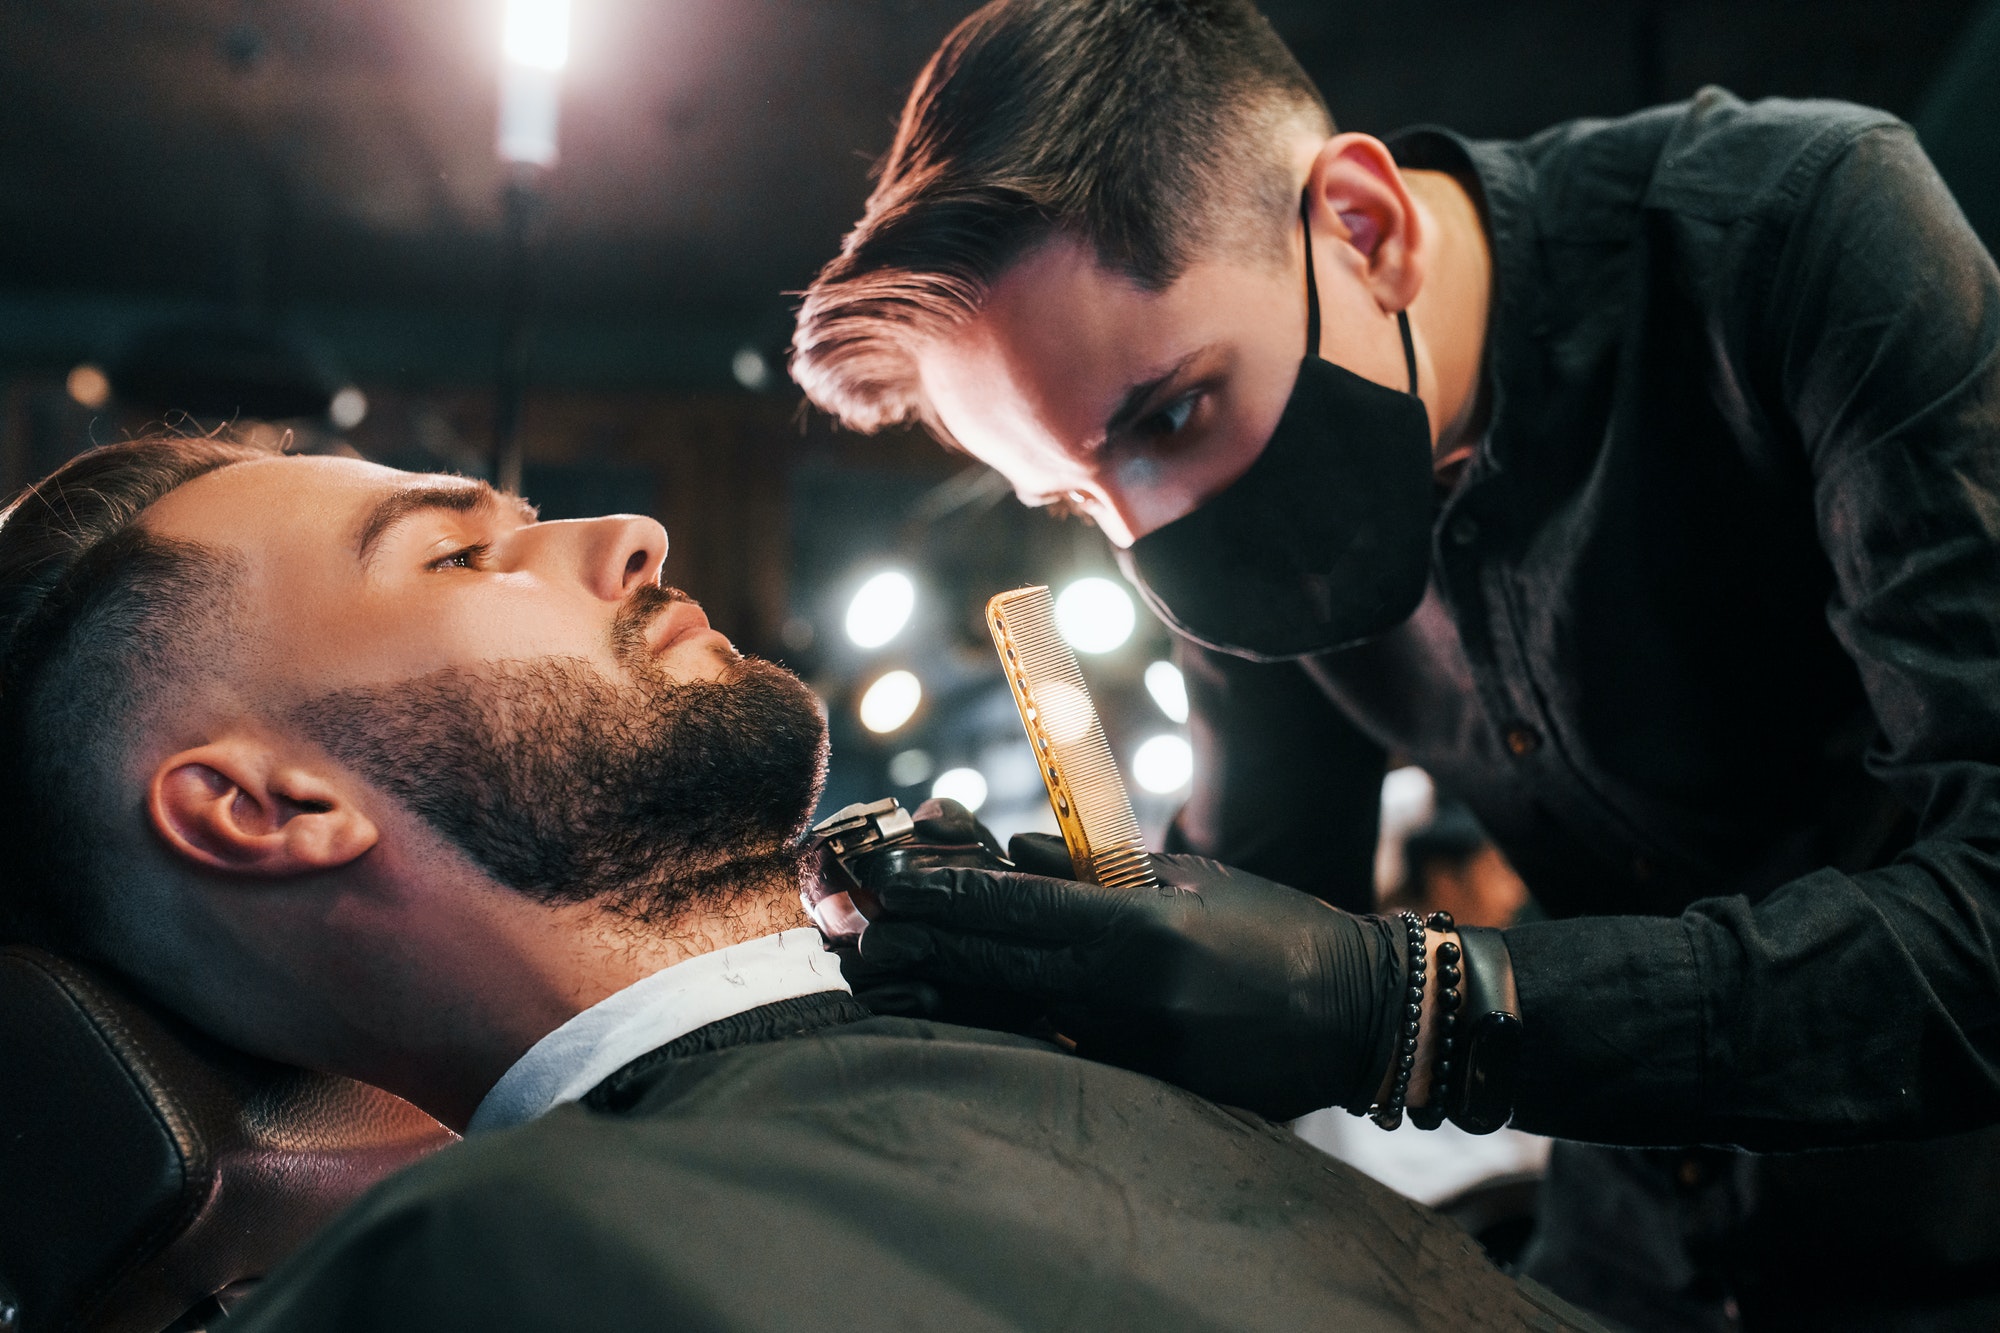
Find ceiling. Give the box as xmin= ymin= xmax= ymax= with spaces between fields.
xmin=0 ymin=0 xmax=1984 ymax=388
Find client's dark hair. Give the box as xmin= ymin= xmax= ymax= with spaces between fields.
xmin=793 ymin=0 xmax=1331 ymax=435
xmin=0 ymin=435 xmax=269 ymax=946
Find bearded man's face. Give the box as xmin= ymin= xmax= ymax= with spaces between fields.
xmin=292 ymin=581 xmax=829 ymax=924
xmin=131 ymin=455 xmax=830 ymax=925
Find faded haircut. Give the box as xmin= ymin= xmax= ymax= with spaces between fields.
xmin=792 ymin=0 xmax=1331 ymax=435
xmin=0 ymin=436 xmax=269 ymax=948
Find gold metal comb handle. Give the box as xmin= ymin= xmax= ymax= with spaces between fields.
xmin=986 ymin=586 xmax=1158 ymax=891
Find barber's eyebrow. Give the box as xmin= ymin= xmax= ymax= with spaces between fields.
xmin=354 ymin=480 xmax=538 ymax=567
xmin=1103 ymin=347 xmax=1208 ymax=439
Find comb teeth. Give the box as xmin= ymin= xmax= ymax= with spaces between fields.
xmin=987 ymin=586 xmax=1158 ymax=891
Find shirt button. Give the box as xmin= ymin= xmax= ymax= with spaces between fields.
xmin=1449 ymin=514 xmax=1481 ymax=546
xmin=1503 ymin=724 xmax=1542 ymax=757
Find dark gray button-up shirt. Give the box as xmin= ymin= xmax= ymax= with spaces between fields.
xmin=1171 ymin=88 xmax=2000 ymax=1151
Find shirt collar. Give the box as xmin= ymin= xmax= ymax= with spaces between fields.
xmin=1386 ymin=124 xmax=1544 ymax=483
xmin=466 ymin=926 xmax=850 ymax=1134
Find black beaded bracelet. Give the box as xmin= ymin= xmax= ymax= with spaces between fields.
xmin=1407 ymin=910 xmax=1459 ymax=1131
xmin=1368 ymin=910 xmax=1428 ymax=1130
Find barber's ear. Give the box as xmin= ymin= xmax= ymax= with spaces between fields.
xmin=1305 ymin=132 xmax=1425 ymax=313
xmin=148 ymin=738 xmax=378 ymax=876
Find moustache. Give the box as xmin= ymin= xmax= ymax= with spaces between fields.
xmin=610 ymin=583 xmax=693 ymax=664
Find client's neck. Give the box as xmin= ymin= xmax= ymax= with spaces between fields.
xmin=336 ymin=869 xmax=808 ymax=1130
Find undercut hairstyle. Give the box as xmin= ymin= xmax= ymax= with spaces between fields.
xmin=0 ymin=435 xmax=269 ymax=947
xmin=792 ymin=0 xmax=1331 ymax=435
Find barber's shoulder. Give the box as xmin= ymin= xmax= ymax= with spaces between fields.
xmin=1642 ymin=86 xmax=1908 ymax=221
xmin=1498 ymin=89 xmax=1906 ymax=236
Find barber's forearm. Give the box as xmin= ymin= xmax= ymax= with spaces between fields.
xmin=1506 ymin=859 xmax=2000 ymax=1149
xmin=1502 ymin=913 xmax=1707 ymax=1145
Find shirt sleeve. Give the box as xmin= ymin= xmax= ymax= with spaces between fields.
xmin=1508 ymin=124 xmax=2000 ymax=1149
xmin=1166 ymin=639 xmax=1384 ymax=914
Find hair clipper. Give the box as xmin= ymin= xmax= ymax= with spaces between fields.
xmin=802 ymin=796 xmax=1011 ymax=942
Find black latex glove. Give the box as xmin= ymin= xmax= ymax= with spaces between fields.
xmin=827 ymin=799 xmax=1048 ymax=1034
xmin=856 ymin=832 xmax=1406 ymax=1120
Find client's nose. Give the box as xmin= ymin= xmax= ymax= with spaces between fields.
xmin=561 ymin=514 xmax=669 ymax=601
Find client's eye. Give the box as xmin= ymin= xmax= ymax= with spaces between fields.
xmin=428 ymin=542 xmax=491 ymax=572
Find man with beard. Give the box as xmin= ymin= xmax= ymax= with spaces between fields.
xmin=0 ymin=435 xmax=1594 ymax=1332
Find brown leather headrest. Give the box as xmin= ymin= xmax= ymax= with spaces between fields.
xmin=0 ymin=946 xmax=456 ymax=1333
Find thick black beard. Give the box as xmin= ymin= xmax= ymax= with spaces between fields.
xmin=291 ymin=590 xmax=828 ymax=926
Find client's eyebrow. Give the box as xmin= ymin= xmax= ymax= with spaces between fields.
xmin=354 ymin=480 xmax=537 ymax=567
xmin=1102 ymin=347 xmax=1207 ymax=439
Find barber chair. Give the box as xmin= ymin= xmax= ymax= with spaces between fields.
xmin=1435 ymin=1171 xmax=1542 ymax=1269
xmin=0 ymin=946 xmax=456 ymax=1333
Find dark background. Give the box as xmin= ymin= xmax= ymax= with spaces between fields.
xmin=2 ymin=0 xmax=1990 ymax=387
xmin=2 ymin=0 xmax=1994 ymax=830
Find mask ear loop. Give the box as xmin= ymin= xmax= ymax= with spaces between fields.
xmin=1397 ymin=309 xmax=1419 ymax=397
xmin=1301 ymin=189 xmax=1322 ymax=360
xmin=1301 ymin=187 xmax=1421 ymax=398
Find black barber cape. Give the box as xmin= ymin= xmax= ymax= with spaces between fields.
xmin=1170 ymin=90 xmax=2000 ymax=1323
xmin=224 ymin=994 xmax=1593 ymax=1333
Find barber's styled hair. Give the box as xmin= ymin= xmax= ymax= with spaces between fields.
xmin=792 ymin=0 xmax=1330 ymax=435
xmin=0 ymin=435 xmax=269 ymax=946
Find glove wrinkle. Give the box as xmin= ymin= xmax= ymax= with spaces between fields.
xmin=1007 ymin=831 xmax=1080 ymax=878
xmin=852 ymin=847 xmax=1404 ymax=1122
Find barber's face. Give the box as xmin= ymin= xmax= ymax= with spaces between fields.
xmin=912 ymin=227 xmax=1414 ymax=548
xmin=142 ymin=454 xmax=723 ymax=693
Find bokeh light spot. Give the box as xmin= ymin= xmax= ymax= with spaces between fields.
xmin=859 ymin=669 xmax=922 ymax=734
xmin=931 ymin=766 xmax=989 ymax=813
xmin=845 ymin=570 xmax=915 ymax=649
xmin=1132 ymin=733 xmax=1194 ymax=794
xmin=1055 ymin=577 xmax=1135 ymax=654
xmin=1143 ymin=660 xmax=1188 ymax=723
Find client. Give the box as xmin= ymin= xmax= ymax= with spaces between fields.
xmin=0 ymin=436 xmax=1591 ymax=1331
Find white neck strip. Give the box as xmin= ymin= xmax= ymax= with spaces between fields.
xmin=468 ymin=927 xmax=850 ymax=1134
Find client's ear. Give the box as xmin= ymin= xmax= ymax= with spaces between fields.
xmin=148 ymin=738 xmax=378 ymax=876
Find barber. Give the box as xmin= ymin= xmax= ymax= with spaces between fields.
xmin=794 ymin=1 xmax=2000 ymax=1324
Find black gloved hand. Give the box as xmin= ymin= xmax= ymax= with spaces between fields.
xmin=856 ymin=832 xmax=1406 ymax=1121
xmin=827 ymin=799 xmax=1048 ymax=1034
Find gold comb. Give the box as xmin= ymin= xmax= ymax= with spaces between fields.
xmin=986 ymin=586 xmax=1158 ymax=891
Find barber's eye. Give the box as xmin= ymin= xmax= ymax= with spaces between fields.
xmin=1138 ymin=393 xmax=1198 ymax=438
xmin=428 ymin=542 xmax=491 ymax=571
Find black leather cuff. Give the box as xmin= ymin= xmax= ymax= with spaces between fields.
xmin=1444 ymin=925 xmax=1523 ymax=1134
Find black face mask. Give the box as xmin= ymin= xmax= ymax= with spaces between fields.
xmin=1120 ymin=193 xmax=1436 ymax=662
